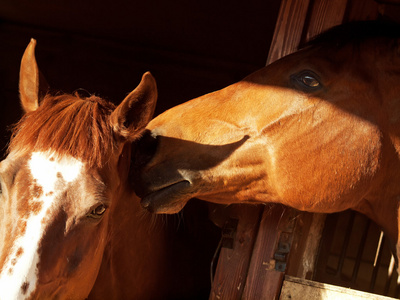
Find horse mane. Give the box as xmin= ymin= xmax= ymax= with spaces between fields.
xmin=303 ymin=20 xmax=400 ymax=49
xmin=9 ymin=93 xmax=117 ymax=168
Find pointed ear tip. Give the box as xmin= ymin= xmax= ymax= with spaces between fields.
xmin=28 ymin=38 xmax=37 ymax=49
xmin=142 ymin=71 xmax=156 ymax=83
xmin=141 ymin=72 xmax=157 ymax=93
xmin=143 ymin=71 xmax=152 ymax=77
xmin=23 ymin=39 xmax=37 ymax=58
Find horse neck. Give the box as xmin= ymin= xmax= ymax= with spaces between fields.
xmin=106 ymin=142 xmax=167 ymax=243
xmin=109 ymin=188 xmax=166 ymax=240
xmin=361 ymin=65 xmax=400 ymax=244
xmin=357 ymin=136 xmax=400 ymax=245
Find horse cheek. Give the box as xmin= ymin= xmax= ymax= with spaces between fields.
xmin=68 ymin=217 xmax=110 ymax=294
xmin=271 ymin=122 xmax=382 ymax=212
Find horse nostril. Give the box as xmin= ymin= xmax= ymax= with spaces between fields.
xmin=132 ymin=129 xmax=159 ymax=168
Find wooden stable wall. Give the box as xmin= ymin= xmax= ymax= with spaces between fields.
xmin=209 ymin=0 xmax=400 ymax=299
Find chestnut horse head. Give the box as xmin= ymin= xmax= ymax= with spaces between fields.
xmin=0 ymin=39 xmax=157 ymax=299
xmin=134 ymin=21 xmax=400 ymax=261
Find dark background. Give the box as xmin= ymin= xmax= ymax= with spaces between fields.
xmin=0 ymin=0 xmax=282 ymax=158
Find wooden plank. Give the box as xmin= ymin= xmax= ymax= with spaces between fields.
xmin=304 ymin=0 xmax=348 ymax=41
xmin=266 ymin=0 xmax=311 ymax=64
xmin=242 ymin=205 xmax=297 ymax=299
xmin=286 ymin=213 xmax=326 ymax=279
xmin=209 ymin=205 xmax=263 ymax=300
xmin=280 ymin=276 xmax=398 ymax=300
xmin=345 ymin=0 xmax=379 ymax=22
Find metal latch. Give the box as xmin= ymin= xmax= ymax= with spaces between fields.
xmin=221 ymin=218 xmax=239 ymax=249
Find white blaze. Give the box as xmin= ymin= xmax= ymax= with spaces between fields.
xmin=0 ymin=151 xmax=83 ymax=300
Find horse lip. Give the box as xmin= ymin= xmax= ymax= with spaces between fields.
xmin=140 ymin=180 xmax=191 ymax=213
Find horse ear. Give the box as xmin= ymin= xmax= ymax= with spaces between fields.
xmin=19 ymin=38 xmax=49 ymax=113
xmin=110 ymin=72 xmax=157 ymax=141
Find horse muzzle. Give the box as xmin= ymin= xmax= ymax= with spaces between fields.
xmin=139 ymin=180 xmax=192 ymax=214
xmin=131 ymin=131 xmax=194 ymax=213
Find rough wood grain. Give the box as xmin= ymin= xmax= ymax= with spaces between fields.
xmin=280 ymin=276 xmax=397 ymax=300
xmin=242 ymin=205 xmax=296 ymax=300
xmin=304 ymin=0 xmax=348 ymax=41
xmin=345 ymin=0 xmax=379 ymax=22
xmin=209 ymin=205 xmax=263 ymax=300
xmin=266 ymin=0 xmax=311 ymax=64
xmin=286 ymin=213 xmax=327 ymax=279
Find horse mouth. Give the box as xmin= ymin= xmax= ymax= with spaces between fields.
xmin=140 ymin=180 xmax=192 ymax=214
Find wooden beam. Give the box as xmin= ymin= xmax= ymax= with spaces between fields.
xmin=286 ymin=213 xmax=326 ymax=279
xmin=280 ymin=276 xmax=398 ymax=300
xmin=345 ymin=0 xmax=379 ymax=22
xmin=242 ymin=205 xmax=297 ymax=299
xmin=266 ymin=0 xmax=311 ymax=64
xmin=209 ymin=205 xmax=262 ymax=300
xmin=304 ymin=0 xmax=348 ymax=41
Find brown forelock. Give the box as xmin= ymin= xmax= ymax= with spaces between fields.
xmin=9 ymin=94 xmax=117 ymax=168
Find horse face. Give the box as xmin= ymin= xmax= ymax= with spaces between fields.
xmin=0 ymin=39 xmax=157 ymax=299
xmin=134 ymin=36 xmax=395 ymax=215
xmin=0 ymin=151 xmax=116 ymax=299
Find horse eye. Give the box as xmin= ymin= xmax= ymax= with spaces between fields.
xmin=291 ymin=71 xmax=321 ymax=91
xmin=302 ymin=75 xmax=319 ymax=87
xmin=88 ymin=204 xmax=107 ymax=219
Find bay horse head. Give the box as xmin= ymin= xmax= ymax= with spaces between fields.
xmin=0 ymin=39 xmax=156 ymax=299
xmin=134 ymin=21 xmax=400 ymax=265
